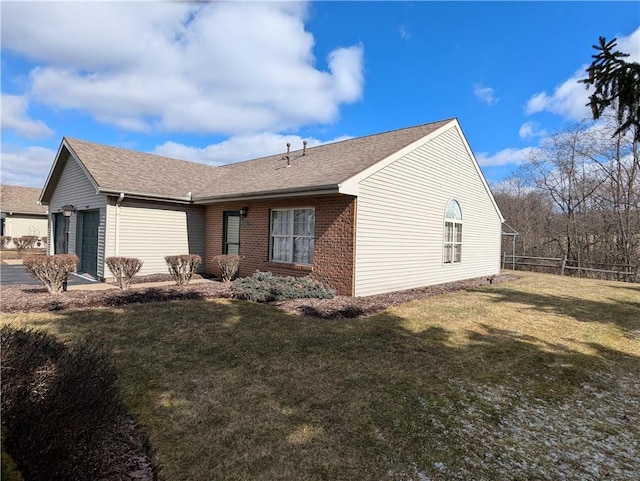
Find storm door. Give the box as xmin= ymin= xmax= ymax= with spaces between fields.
xmin=223 ymin=211 xmax=241 ymax=254
xmin=53 ymin=213 xmax=67 ymax=254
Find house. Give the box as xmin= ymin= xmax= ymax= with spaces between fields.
xmin=0 ymin=185 xmax=48 ymax=248
xmin=40 ymin=118 xmax=504 ymax=296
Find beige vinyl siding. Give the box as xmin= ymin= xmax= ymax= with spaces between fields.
xmin=48 ymin=154 xmax=107 ymax=277
xmin=108 ymin=199 xmax=205 ymax=276
xmin=354 ymin=125 xmax=502 ymax=296
xmin=3 ymin=215 xmax=48 ymax=247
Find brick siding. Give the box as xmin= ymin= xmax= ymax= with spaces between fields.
xmin=204 ymin=194 xmax=356 ymax=295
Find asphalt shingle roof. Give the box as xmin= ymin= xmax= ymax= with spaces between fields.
xmin=194 ymin=119 xmax=453 ymax=200
xmin=64 ymin=138 xmax=221 ymax=201
xmin=47 ymin=119 xmax=455 ymax=203
xmin=0 ymin=185 xmax=48 ymax=215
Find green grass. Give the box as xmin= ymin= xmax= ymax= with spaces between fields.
xmin=2 ymin=272 xmax=639 ymax=480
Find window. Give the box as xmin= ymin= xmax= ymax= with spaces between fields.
xmin=270 ymin=208 xmax=315 ymax=264
xmin=444 ymin=199 xmax=462 ymax=264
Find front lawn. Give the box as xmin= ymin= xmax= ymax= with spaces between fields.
xmin=0 ymin=248 xmax=46 ymax=261
xmin=2 ymin=272 xmax=639 ymax=480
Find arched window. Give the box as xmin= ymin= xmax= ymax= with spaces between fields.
xmin=444 ymin=200 xmax=462 ymax=264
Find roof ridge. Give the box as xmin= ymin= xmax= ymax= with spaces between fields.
xmin=0 ymin=184 xmax=43 ymax=191
xmin=212 ymin=118 xmax=457 ymax=167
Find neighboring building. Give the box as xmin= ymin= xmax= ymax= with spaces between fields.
xmin=0 ymin=184 xmax=48 ymax=248
xmin=40 ymin=118 xmax=504 ymax=295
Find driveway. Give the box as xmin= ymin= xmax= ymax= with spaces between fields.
xmin=0 ymin=264 xmax=98 ymax=287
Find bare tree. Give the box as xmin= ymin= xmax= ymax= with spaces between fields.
xmin=493 ymin=169 xmax=555 ymax=258
xmin=583 ymin=114 xmax=640 ymax=266
xmin=525 ymin=122 xmax=606 ymax=263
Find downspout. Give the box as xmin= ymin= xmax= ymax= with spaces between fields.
xmin=115 ymin=193 xmax=125 ymax=256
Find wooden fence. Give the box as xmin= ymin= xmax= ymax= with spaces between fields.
xmin=502 ymin=254 xmax=638 ymax=282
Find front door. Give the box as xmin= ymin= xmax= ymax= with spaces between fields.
xmin=79 ymin=210 xmax=99 ymax=276
xmin=223 ymin=211 xmax=240 ymax=254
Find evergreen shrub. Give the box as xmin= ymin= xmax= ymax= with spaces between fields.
xmin=232 ymin=271 xmax=335 ymax=302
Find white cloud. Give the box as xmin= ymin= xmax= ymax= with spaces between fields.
xmin=476 ymin=147 xmax=537 ymax=167
xmin=524 ymin=68 xmax=590 ymax=120
xmin=518 ymin=121 xmax=546 ymax=139
xmin=616 ymin=27 xmax=640 ymax=62
xmin=473 ymin=84 xmax=498 ymax=106
xmin=153 ymin=132 xmax=353 ymax=166
xmin=525 ymin=27 xmax=639 ymax=121
xmin=1 ymin=1 xmax=364 ymax=136
xmin=153 ymin=133 xmax=314 ymax=165
xmin=1 ymin=94 xmax=54 ymax=139
xmin=0 ymin=145 xmax=56 ymax=187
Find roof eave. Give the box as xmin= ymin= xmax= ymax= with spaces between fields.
xmin=193 ymin=184 xmax=344 ymax=204
xmin=39 ymin=139 xmax=70 ymax=205
xmin=40 ymin=138 xmax=101 ymax=205
xmin=98 ymin=188 xmax=193 ymax=204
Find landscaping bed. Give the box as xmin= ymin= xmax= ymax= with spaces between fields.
xmin=0 ymin=274 xmax=518 ymax=317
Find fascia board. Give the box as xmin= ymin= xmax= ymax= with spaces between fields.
xmin=65 ymin=140 xmax=102 ymax=196
xmin=193 ymin=185 xmax=341 ymax=204
xmin=98 ymin=188 xmax=192 ymax=204
xmin=453 ymin=121 xmax=506 ymax=223
xmin=39 ymin=139 xmax=70 ymax=205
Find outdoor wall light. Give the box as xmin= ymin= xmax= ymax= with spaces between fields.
xmin=239 ymin=206 xmax=249 ymax=218
xmin=61 ymin=204 xmax=76 ymax=217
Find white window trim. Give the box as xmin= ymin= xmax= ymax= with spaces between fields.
xmin=443 ymin=200 xmax=462 ymax=265
xmin=269 ymin=207 xmax=315 ymax=265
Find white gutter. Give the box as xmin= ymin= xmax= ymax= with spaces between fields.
xmin=115 ymin=193 xmax=125 ymax=256
xmin=193 ymin=184 xmax=342 ymax=204
xmin=99 ymin=188 xmax=192 ymax=204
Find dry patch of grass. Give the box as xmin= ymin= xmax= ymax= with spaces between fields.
xmin=2 ymin=272 xmax=638 ymax=480
xmin=0 ymin=248 xmax=46 ymax=261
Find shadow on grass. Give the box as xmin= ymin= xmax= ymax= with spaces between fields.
xmin=298 ymin=305 xmax=365 ymax=319
xmin=477 ymin=286 xmax=640 ymax=335
xmin=34 ymin=296 xmax=639 ymax=481
xmin=102 ymin=287 xmax=206 ymax=307
xmin=608 ymin=283 xmax=640 ymax=293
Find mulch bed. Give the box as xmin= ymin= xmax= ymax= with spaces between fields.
xmin=0 ymin=274 xmax=519 ymax=318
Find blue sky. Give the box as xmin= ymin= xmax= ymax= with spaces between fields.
xmin=1 ymin=1 xmax=639 ymax=189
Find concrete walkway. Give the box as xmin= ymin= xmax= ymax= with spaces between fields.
xmin=1 ymin=264 xmax=99 ymax=288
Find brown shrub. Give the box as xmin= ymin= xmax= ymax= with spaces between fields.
xmin=1 ymin=236 xmax=12 ymax=250
xmin=165 ymin=254 xmax=201 ymax=286
xmin=106 ymin=256 xmax=143 ymax=290
xmin=13 ymin=236 xmax=38 ymax=252
xmin=212 ymin=254 xmax=241 ymax=282
xmin=23 ymin=254 xmax=78 ymax=294
xmin=0 ymin=326 xmax=156 ymax=481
